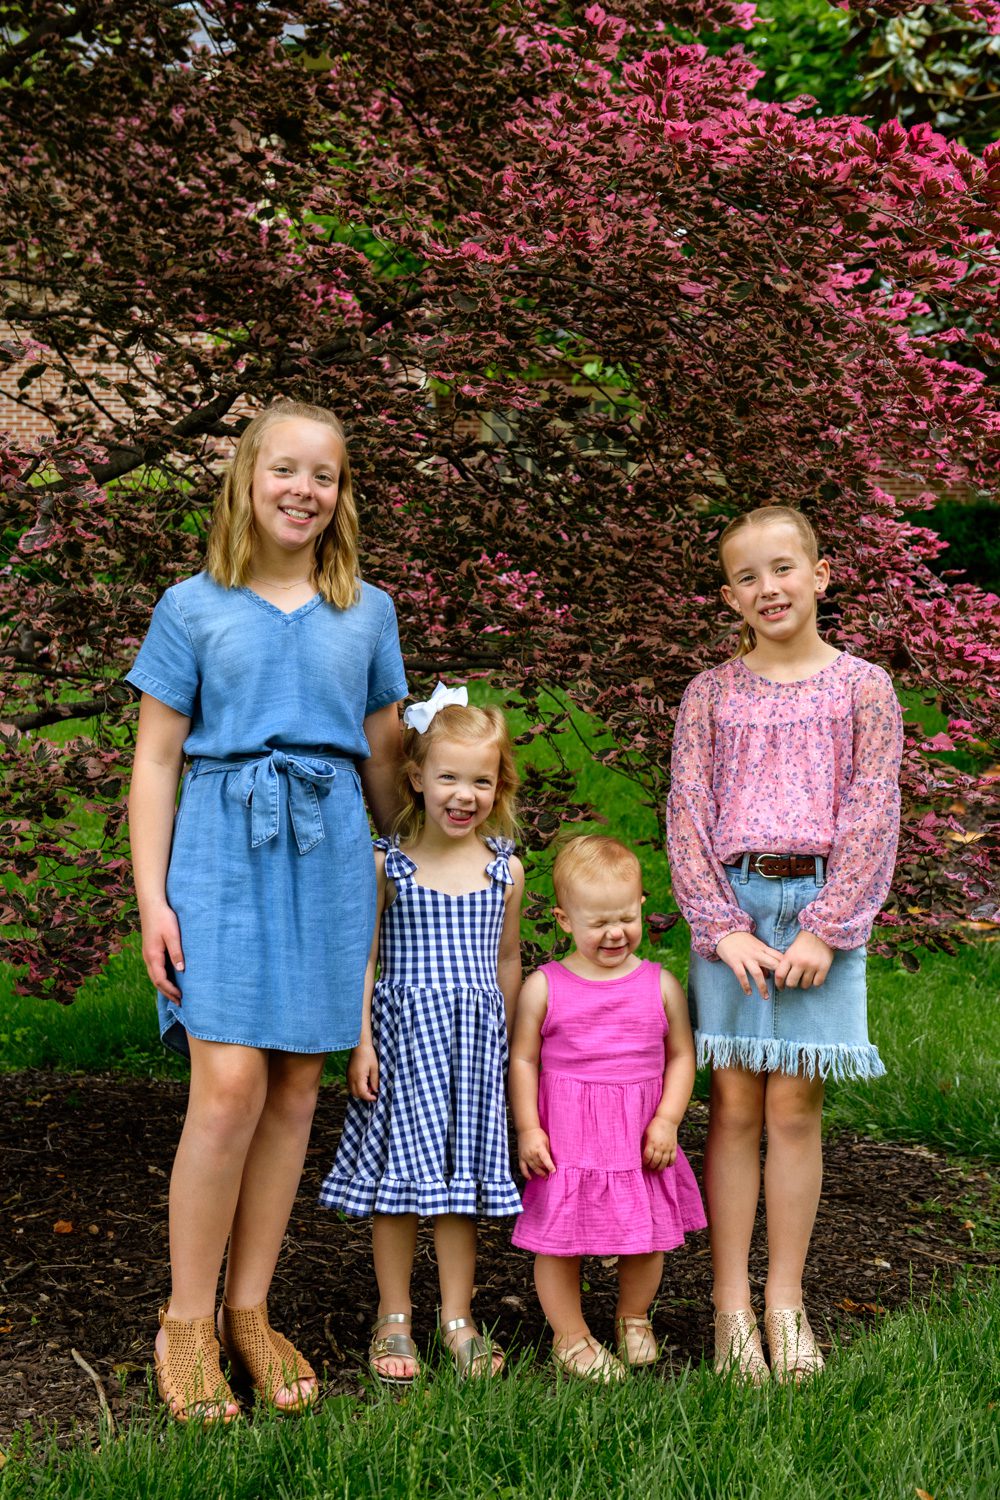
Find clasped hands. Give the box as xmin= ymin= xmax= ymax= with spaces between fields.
xmin=715 ymin=928 xmax=834 ymax=998
xmin=518 ymin=1118 xmax=677 ymax=1178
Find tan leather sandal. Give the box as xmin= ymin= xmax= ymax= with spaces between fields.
xmin=219 ymin=1298 xmax=318 ymax=1412
xmin=441 ymin=1315 xmax=505 ymax=1380
xmin=616 ymin=1315 xmax=659 ymax=1368
xmin=713 ymin=1308 xmax=769 ymax=1384
xmin=764 ymin=1306 xmax=825 ymax=1382
xmin=369 ymin=1313 xmax=420 ymax=1385
xmin=154 ymin=1304 xmax=240 ymax=1423
xmin=552 ymin=1334 xmax=626 ymax=1383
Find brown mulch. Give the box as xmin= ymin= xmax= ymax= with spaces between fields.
xmin=1 ymin=1069 xmax=995 ymax=1443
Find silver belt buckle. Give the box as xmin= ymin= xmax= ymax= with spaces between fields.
xmin=751 ymin=852 xmax=783 ymax=879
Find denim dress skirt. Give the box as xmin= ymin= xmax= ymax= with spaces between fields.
xmin=688 ymin=858 xmax=885 ymax=1081
xmin=159 ymin=751 xmax=377 ymax=1058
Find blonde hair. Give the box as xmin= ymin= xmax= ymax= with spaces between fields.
xmin=206 ymin=400 xmax=361 ymax=609
xmin=394 ymin=703 xmax=520 ymax=844
xmin=718 ymin=505 xmax=821 ymax=658
xmin=552 ymin=834 xmax=642 ymax=908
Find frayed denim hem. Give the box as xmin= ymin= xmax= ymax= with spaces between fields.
xmin=696 ymin=1032 xmax=886 ymax=1081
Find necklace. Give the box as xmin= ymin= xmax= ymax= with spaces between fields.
xmin=249 ymin=573 xmax=315 ymax=590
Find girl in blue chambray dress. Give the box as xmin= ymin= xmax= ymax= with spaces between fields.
xmin=127 ymin=401 xmax=407 ymax=1423
xmin=320 ymin=685 xmax=524 ymax=1385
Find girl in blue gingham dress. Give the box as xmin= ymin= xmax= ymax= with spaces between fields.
xmin=320 ymin=686 xmax=524 ymax=1383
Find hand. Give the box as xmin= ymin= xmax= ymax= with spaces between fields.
xmin=642 ymin=1116 xmax=678 ymax=1171
xmin=774 ymin=930 xmax=834 ymax=990
xmin=347 ymin=1042 xmax=379 ymax=1101
xmin=139 ymin=901 xmax=184 ymax=1003
xmin=517 ymin=1127 xmax=555 ymax=1179
xmin=715 ymin=931 xmax=784 ymax=999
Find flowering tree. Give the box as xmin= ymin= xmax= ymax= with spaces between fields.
xmin=2 ymin=0 xmax=998 ymax=998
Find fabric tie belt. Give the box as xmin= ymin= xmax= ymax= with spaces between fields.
xmin=729 ymin=852 xmax=826 ymax=880
xmin=190 ymin=751 xmax=355 ymax=855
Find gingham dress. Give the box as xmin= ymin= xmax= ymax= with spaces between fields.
xmin=318 ymin=836 xmax=522 ymax=1218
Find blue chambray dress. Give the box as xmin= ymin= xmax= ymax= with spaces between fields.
xmin=125 ymin=572 xmax=407 ymax=1058
xmin=319 ymin=837 xmax=522 ymax=1218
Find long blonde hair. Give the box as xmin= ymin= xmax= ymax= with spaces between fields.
xmin=206 ymin=400 xmax=361 ymax=609
xmin=394 ymin=703 xmax=520 ymax=844
xmin=718 ymin=505 xmax=821 ymax=658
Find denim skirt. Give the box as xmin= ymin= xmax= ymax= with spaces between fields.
xmin=688 ymin=858 xmax=884 ymax=1081
xmin=158 ymin=749 xmax=376 ymax=1058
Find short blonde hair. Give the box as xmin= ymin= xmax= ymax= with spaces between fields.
xmin=394 ymin=702 xmax=519 ymax=844
xmin=552 ymin=834 xmax=642 ymax=908
xmin=206 ymin=400 xmax=360 ymax=609
xmin=718 ymin=505 xmax=821 ymax=658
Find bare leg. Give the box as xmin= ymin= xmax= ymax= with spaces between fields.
xmin=615 ymin=1252 xmax=664 ymax=1321
xmin=371 ymin=1213 xmax=419 ymax=1380
xmin=534 ymin=1253 xmax=587 ymax=1350
xmin=704 ymin=1066 xmax=766 ymax=1312
xmin=223 ymin=1050 xmax=326 ymax=1406
xmin=762 ymin=1070 xmax=825 ymax=1309
xmin=157 ymin=1038 xmax=269 ymax=1418
xmin=435 ymin=1215 xmax=501 ymax=1374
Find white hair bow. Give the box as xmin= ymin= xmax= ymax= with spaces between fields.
xmin=403 ymin=681 xmax=469 ymax=733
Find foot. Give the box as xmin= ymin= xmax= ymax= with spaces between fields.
xmin=616 ymin=1314 xmax=659 ymax=1368
xmin=552 ymin=1333 xmax=626 ymax=1383
xmin=369 ymin=1312 xmax=420 ymax=1384
xmin=218 ymin=1300 xmax=318 ymax=1412
xmin=155 ymin=1307 xmax=240 ymax=1424
xmin=441 ymin=1316 xmax=504 ymax=1379
xmin=764 ymin=1305 xmax=825 ymax=1383
xmin=713 ymin=1308 xmax=769 ymax=1385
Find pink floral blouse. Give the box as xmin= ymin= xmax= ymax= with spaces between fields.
xmin=666 ymin=653 xmax=903 ymax=959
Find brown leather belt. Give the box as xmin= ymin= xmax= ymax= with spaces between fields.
xmin=729 ymin=853 xmax=824 ymax=879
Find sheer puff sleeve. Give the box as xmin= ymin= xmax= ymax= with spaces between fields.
xmin=666 ymin=673 xmax=754 ymax=960
xmin=797 ymin=665 xmax=902 ymax=950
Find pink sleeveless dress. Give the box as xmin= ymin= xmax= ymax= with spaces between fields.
xmin=512 ymin=960 xmax=706 ymax=1257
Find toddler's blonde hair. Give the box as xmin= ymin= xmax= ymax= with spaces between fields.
xmin=206 ymin=399 xmax=360 ymax=609
xmin=552 ymin=834 xmax=642 ymax=908
xmin=394 ymin=703 xmax=519 ymax=844
xmin=718 ymin=505 xmax=821 ymax=658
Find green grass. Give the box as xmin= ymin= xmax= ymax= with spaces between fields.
xmin=2 ymin=1280 xmax=997 ymax=1498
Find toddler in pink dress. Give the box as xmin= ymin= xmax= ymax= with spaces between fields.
xmin=509 ymin=835 xmax=706 ymax=1382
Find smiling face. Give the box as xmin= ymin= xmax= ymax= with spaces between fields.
xmin=720 ymin=519 xmax=829 ymax=647
xmin=554 ymin=872 xmax=645 ymax=974
xmin=250 ymin=417 xmax=344 ymax=566
xmin=409 ymin=736 xmax=501 ymax=842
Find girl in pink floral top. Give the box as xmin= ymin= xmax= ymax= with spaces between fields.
xmin=667 ymin=505 xmax=902 ymax=1386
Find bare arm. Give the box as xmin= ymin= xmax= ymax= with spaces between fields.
xmin=128 ymin=693 xmax=190 ymax=1001
xmin=497 ymin=854 xmax=524 ymax=1039
xmin=643 ymin=968 xmax=697 ymax=1170
xmin=508 ymin=969 xmax=555 ymax=1178
xmin=359 ymin=701 xmax=404 ymax=836
xmin=346 ymin=856 xmax=387 ymax=1102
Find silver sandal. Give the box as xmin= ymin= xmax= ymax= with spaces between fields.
xmin=368 ymin=1313 xmax=420 ymax=1386
xmin=441 ymin=1316 xmax=504 ymax=1380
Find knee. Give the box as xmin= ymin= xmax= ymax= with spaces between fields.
xmin=189 ymin=1074 xmax=267 ymax=1147
xmin=264 ymin=1066 xmax=323 ymax=1131
xmin=711 ymin=1084 xmax=764 ymax=1138
xmin=765 ymin=1089 xmax=822 ymax=1144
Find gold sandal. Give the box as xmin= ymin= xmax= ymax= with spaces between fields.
xmin=713 ymin=1309 xmax=769 ymax=1384
xmin=369 ymin=1313 xmax=420 ymax=1385
xmin=764 ymin=1306 xmax=825 ymax=1382
xmin=219 ymin=1298 xmax=318 ymax=1412
xmin=616 ymin=1315 xmax=659 ymax=1368
xmin=154 ymin=1304 xmax=240 ymax=1423
xmin=553 ymin=1334 xmax=626 ymax=1383
xmin=441 ymin=1316 xmax=505 ymax=1380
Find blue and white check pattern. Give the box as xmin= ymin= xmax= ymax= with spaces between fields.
xmin=319 ymin=837 xmax=522 ymax=1218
